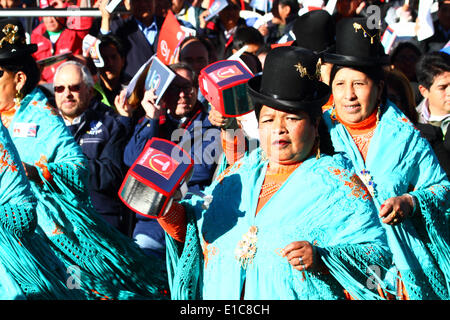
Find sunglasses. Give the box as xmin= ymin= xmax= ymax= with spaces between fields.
xmin=0 ymin=70 xmax=4 ymax=78
xmin=168 ymin=83 xmax=195 ymax=95
xmin=54 ymin=84 xmax=82 ymax=93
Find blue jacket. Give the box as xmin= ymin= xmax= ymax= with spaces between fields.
xmin=67 ymin=100 xmax=128 ymax=217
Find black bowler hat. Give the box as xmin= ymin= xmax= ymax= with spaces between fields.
xmin=0 ymin=19 xmax=37 ymax=61
xmin=323 ymin=17 xmax=389 ymax=67
xmin=292 ymin=10 xmax=335 ymax=54
xmin=247 ymin=46 xmax=331 ymax=114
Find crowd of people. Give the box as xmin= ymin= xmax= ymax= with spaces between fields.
xmin=0 ymin=0 xmax=448 ymax=300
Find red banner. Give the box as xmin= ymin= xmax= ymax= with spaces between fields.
xmin=157 ymin=10 xmax=185 ymax=65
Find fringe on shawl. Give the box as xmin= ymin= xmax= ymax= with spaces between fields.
xmin=34 ymin=165 xmax=169 ymax=300
xmin=0 ymin=227 xmax=83 ymax=299
xmin=409 ymin=189 xmax=450 ymax=299
xmin=317 ymin=245 xmax=395 ymax=300
xmin=166 ymin=205 xmax=203 ymax=300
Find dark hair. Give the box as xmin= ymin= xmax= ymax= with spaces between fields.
xmin=98 ymin=34 xmax=126 ymax=58
xmin=0 ymin=55 xmax=40 ymax=96
xmin=232 ymin=26 xmax=264 ymax=51
xmin=255 ymin=43 xmax=272 ymax=57
xmin=385 ymin=68 xmax=419 ymax=124
xmin=390 ymin=41 xmax=422 ymax=65
xmin=329 ymin=64 xmax=387 ymax=104
xmin=240 ymin=52 xmax=262 ymax=74
xmin=179 ymin=35 xmax=217 ymax=65
xmin=225 ymin=0 xmax=241 ymax=10
xmin=416 ymin=51 xmax=450 ymax=89
xmin=169 ymin=62 xmax=199 ymax=88
xmin=278 ymin=0 xmax=300 ymax=16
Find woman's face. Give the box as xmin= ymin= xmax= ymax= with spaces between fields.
xmin=258 ymin=106 xmax=318 ymax=166
xmin=332 ymin=67 xmax=382 ymax=124
xmin=0 ymin=68 xmax=18 ymax=111
xmin=277 ymin=4 xmax=291 ymax=20
xmin=99 ymin=43 xmax=125 ymax=82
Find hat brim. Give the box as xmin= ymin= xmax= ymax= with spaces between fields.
xmin=323 ymin=52 xmax=390 ymax=67
xmin=0 ymin=44 xmax=38 ymax=61
xmin=294 ymin=43 xmax=336 ymax=56
xmin=247 ymin=74 xmax=331 ymax=114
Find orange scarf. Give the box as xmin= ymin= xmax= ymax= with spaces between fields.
xmin=336 ymin=108 xmax=378 ymax=162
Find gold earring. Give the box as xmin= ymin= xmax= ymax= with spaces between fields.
xmin=14 ymin=89 xmax=23 ymax=107
xmin=330 ymin=104 xmax=337 ymax=122
xmin=376 ymin=105 xmax=381 ymax=126
xmin=316 ymin=137 xmax=321 ymax=160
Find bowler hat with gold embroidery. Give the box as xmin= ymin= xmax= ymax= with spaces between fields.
xmin=0 ymin=18 xmax=37 ymax=61
xmin=247 ymin=46 xmax=331 ymax=115
xmin=323 ymin=17 xmax=389 ymax=67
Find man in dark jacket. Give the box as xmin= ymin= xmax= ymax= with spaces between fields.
xmin=53 ymin=60 xmax=131 ymax=234
xmin=198 ymin=0 xmax=247 ymax=59
xmin=98 ymin=0 xmax=165 ymax=80
xmin=123 ymin=62 xmax=220 ymax=258
xmin=416 ymin=51 xmax=450 ymax=178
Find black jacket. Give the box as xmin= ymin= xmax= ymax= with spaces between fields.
xmin=420 ymin=20 xmax=450 ymax=53
xmin=67 ymin=101 xmax=128 ymax=217
xmin=417 ymin=123 xmax=450 ymax=179
xmin=199 ymin=17 xmax=248 ymax=60
xmin=109 ymin=15 xmax=165 ymax=80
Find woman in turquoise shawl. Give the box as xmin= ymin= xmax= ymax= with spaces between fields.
xmin=322 ymin=17 xmax=450 ymax=299
xmin=0 ymin=116 xmax=86 ymax=299
xmin=0 ymin=19 xmax=168 ymax=300
xmin=157 ymin=47 xmax=392 ymax=300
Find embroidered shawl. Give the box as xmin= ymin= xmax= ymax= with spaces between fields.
xmin=323 ymin=101 xmax=450 ymax=299
xmin=8 ymin=88 xmax=168 ymax=300
xmin=167 ymin=149 xmax=393 ymax=300
xmin=0 ymin=121 xmax=84 ymax=299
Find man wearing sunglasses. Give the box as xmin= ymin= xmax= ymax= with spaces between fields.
xmin=53 ymin=60 xmax=131 ymax=235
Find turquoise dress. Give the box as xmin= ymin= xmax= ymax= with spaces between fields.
xmin=0 ymin=119 xmax=83 ymax=299
xmin=166 ymin=149 xmax=393 ymax=300
xmin=323 ymin=101 xmax=450 ymax=299
xmin=8 ymin=87 xmax=168 ymax=300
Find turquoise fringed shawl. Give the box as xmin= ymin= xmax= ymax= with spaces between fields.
xmin=323 ymin=101 xmax=450 ymax=299
xmin=0 ymin=121 xmax=84 ymax=299
xmin=167 ymin=149 xmax=393 ymax=299
xmin=8 ymin=88 xmax=169 ymax=300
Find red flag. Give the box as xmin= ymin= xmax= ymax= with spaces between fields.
xmin=157 ymin=11 xmax=185 ymax=65
xmin=270 ymin=41 xmax=294 ymax=49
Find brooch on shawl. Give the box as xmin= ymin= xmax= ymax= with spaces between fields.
xmin=359 ymin=169 xmax=376 ymax=197
xmin=235 ymin=226 xmax=258 ymax=269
